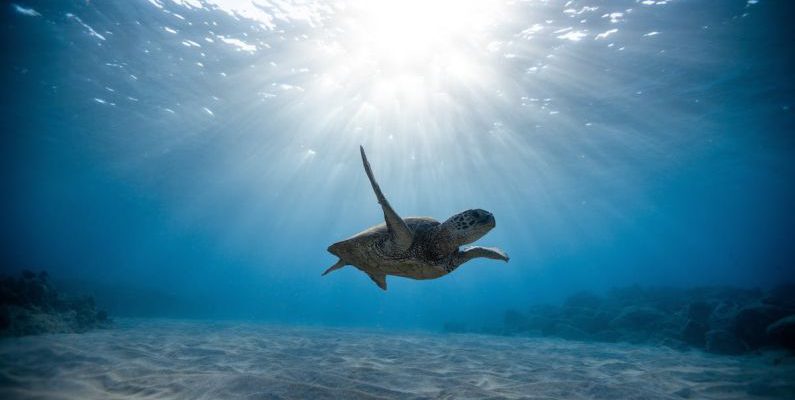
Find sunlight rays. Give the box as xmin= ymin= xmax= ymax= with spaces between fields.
xmin=342 ymin=0 xmax=498 ymax=73
xmin=301 ymin=0 xmax=506 ymax=134
xmin=92 ymin=0 xmax=728 ymax=269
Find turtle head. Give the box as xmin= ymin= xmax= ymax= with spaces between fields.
xmin=439 ymin=209 xmax=496 ymax=247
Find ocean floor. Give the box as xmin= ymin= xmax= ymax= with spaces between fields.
xmin=1 ymin=319 xmax=793 ymax=400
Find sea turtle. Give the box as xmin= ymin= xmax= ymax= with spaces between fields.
xmin=322 ymin=146 xmax=509 ymax=290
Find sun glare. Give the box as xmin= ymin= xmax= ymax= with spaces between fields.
xmin=322 ymin=0 xmax=503 ymax=103
xmin=354 ymin=0 xmax=488 ymax=66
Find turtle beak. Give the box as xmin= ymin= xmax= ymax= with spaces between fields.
xmin=478 ymin=210 xmax=495 ymax=228
xmin=486 ymin=214 xmax=495 ymax=228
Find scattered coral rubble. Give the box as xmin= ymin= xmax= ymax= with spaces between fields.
xmin=444 ymin=284 xmax=795 ymax=355
xmin=0 ymin=270 xmax=110 ymax=337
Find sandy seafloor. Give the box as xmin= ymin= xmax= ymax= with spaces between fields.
xmin=0 ymin=319 xmax=793 ymax=400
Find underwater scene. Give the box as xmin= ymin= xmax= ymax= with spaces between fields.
xmin=1 ymin=0 xmax=794 ymax=398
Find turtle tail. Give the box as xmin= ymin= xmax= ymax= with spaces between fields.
xmin=321 ymin=259 xmax=347 ymax=276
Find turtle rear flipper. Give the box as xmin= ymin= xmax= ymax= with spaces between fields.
xmin=321 ymin=259 xmax=347 ymax=276
xmin=367 ymin=272 xmax=387 ymax=291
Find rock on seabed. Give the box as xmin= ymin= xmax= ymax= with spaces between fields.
xmin=447 ymin=285 xmax=795 ymax=355
xmin=0 ymin=270 xmax=111 ymax=337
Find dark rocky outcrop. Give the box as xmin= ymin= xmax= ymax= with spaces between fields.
xmin=767 ymin=315 xmax=795 ymax=350
xmin=733 ymin=305 xmax=791 ymax=349
xmin=443 ymin=284 xmax=795 ymax=355
xmin=687 ymin=301 xmax=714 ymax=323
xmin=609 ymin=306 xmax=666 ymax=331
xmin=681 ymin=319 xmax=708 ymax=347
xmin=0 ymin=270 xmax=111 ymax=337
xmin=762 ymin=284 xmax=795 ymax=309
xmin=705 ymin=329 xmax=748 ymax=355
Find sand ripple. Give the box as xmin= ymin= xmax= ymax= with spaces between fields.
xmin=1 ymin=319 xmax=793 ymax=399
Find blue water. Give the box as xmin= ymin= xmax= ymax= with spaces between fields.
xmin=1 ymin=0 xmax=793 ymax=332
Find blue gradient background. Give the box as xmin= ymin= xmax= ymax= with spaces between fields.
xmin=1 ymin=0 xmax=793 ymax=329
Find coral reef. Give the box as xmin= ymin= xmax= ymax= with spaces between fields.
xmin=445 ymin=285 xmax=795 ymax=355
xmin=0 ymin=270 xmax=110 ymax=337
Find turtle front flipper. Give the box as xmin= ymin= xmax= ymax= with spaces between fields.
xmin=446 ymin=246 xmax=509 ymax=274
xmin=461 ymin=246 xmax=510 ymax=262
xmin=360 ymin=146 xmax=413 ymax=253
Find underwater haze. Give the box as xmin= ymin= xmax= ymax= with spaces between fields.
xmin=3 ymin=0 xmax=793 ymax=327
xmin=2 ymin=0 xmax=795 ymax=326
